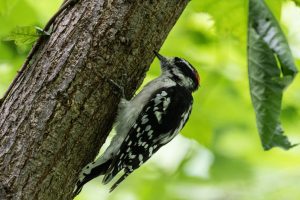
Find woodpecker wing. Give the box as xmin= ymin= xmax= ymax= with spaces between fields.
xmin=103 ymin=85 xmax=193 ymax=191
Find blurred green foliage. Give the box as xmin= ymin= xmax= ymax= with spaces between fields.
xmin=1 ymin=0 xmax=300 ymax=200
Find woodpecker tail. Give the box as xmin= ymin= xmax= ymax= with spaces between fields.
xmin=102 ymin=158 xmax=132 ymax=192
xmin=102 ymin=163 xmax=121 ymax=185
xmin=109 ymin=172 xmax=131 ymax=192
xmin=73 ymin=158 xmax=112 ymax=196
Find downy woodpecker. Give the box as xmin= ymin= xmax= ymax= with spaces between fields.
xmin=73 ymin=51 xmax=200 ymax=195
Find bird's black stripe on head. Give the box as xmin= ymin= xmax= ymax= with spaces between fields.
xmin=169 ymin=69 xmax=181 ymax=83
xmin=174 ymin=57 xmax=194 ymax=71
xmin=174 ymin=57 xmax=198 ymax=87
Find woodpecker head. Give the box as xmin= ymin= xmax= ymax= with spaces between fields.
xmin=154 ymin=51 xmax=200 ymax=92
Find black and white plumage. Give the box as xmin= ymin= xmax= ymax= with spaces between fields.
xmin=73 ymin=51 xmax=200 ymax=195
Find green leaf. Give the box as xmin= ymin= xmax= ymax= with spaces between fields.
xmin=248 ymin=0 xmax=298 ymax=150
xmin=4 ymin=26 xmax=46 ymax=47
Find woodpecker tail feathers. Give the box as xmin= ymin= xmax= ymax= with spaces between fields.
xmin=73 ymin=158 xmax=112 ymax=196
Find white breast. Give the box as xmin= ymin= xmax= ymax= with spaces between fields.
xmin=100 ymin=76 xmax=176 ymax=160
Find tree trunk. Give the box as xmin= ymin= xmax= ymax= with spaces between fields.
xmin=0 ymin=0 xmax=188 ymax=199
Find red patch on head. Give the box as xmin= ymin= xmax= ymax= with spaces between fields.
xmin=195 ymin=71 xmax=200 ymax=86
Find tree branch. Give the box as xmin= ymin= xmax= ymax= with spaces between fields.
xmin=0 ymin=0 xmax=189 ymax=199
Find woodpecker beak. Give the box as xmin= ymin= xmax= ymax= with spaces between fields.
xmin=154 ymin=51 xmax=168 ymax=64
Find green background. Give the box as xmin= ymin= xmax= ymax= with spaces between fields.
xmin=1 ymin=0 xmax=300 ymax=199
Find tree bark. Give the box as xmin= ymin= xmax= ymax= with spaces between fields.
xmin=0 ymin=0 xmax=188 ymax=199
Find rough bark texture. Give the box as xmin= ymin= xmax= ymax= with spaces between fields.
xmin=0 ymin=0 xmax=188 ymax=199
